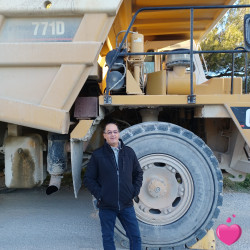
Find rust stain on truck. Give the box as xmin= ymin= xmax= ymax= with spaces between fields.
xmin=11 ymin=148 xmax=36 ymax=188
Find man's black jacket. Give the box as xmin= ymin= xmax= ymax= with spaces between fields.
xmin=83 ymin=139 xmax=143 ymax=210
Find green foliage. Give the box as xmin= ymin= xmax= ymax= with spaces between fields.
xmin=223 ymin=174 xmax=250 ymax=192
xmin=200 ymin=0 xmax=249 ymax=75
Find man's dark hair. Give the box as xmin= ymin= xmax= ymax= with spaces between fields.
xmin=103 ymin=122 xmax=120 ymax=132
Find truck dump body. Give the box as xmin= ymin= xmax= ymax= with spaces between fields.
xmin=0 ymin=0 xmax=122 ymax=133
xmin=104 ymin=0 xmax=236 ymax=50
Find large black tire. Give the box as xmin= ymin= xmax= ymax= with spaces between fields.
xmin=115 ymin=122 xmax=223 ymax=249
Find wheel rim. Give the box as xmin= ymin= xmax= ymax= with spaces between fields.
xmin=135 ymin=154 xmax=194 ymax=225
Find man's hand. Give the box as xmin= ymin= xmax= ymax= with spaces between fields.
xmin=92 ymin=196 xmax=101 ymax=210
xmin=133 ymin=196 xmax=139 ymax=203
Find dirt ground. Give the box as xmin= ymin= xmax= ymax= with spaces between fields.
xmin=0 ymin=184 xmax=250 ymax=250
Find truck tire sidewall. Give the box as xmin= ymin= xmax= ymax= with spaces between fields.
xmin=117 ymin=122 xmax=222 ymax=247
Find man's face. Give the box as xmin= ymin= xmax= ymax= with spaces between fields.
xmin=103 ymin=124 xmax=120 ymax=147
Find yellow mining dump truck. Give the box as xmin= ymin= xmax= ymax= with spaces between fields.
xmin=1 ymin=0 xmax=250 ymax=249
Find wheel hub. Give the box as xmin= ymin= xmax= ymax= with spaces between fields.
xmin=134 ymin=154 xmax=194 ymax=225
xmin=148 ymin=178 xmax=167 ymax=198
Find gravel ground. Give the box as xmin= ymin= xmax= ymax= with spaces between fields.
xmin=213 ymin=191 xmax=250 ymax=250
xmin=0 ymin=186 xmax=107 ymax=250
xmin=0 ymin=187 xmax=250 ymax=250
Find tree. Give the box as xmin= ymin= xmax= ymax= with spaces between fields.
xmin=200 ymin=0 xmax=249 ymax=82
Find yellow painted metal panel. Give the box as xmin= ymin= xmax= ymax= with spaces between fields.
xmin=168 ymin=70 xmax=196 ymax=95
xmin=99 ymin=95 xmax=250 ymax=106
xmin=70 ymin=120 xmax=93 ymax=139
xmin=0 ymin=42 xmax=101 ymax=66
xmin=0 ymin=67 xmax=59 ymax=105
xmin=62 ymin=66 xmax=94 ymax=111
xmin=130 ymin=0 xmax=237 ymax=43
xmin=190 ymin=229 xmax=216 ymax=249
xmin=196 ymin=78 xmax=225 ymax=95
xmin=73 ymin=14 xmax=114 ymax=42
xmin=0 ymin=98 xmax=70 ymax=133
xmin=146 ymin=70 xmax=166 ymax=95
xmin=195 ymin=95 xmax=250 ymax=105
xmin=0 ymin=0 xmax=123 ymax=16
xmin=126 ymin=69 xmax=144 ymax=94
xmin=40 ymin=65 xmax=87 ymax=109
xmin=196 ymin=77 xmax=242 ymax=95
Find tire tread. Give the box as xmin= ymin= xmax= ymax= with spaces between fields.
xmin=117 ymin=122 xmax=223 ymax=249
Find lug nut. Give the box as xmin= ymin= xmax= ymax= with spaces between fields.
xmin=163 ymin=209 xmax=168 ymax=215
xmin=171 ymin=168 xmax=176 ymax=174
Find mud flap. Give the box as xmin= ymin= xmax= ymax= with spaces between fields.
xmin=71 ymin=140 xmax=83 ymax=198
xmin=70 ymin=120 xmax=94 ymax=198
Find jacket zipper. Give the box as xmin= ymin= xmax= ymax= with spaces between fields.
xmin=112 ymin=152 xmax=120 ymax=211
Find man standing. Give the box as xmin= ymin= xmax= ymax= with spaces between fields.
xmin=83 ymin=122 xmax=143 ymax=250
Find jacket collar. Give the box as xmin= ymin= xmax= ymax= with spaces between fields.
xmin=104 ymin=139 xmax=124 ymax=151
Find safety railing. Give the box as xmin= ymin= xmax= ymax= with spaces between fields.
xmin=104 ymin=4 xmax=250 ymax=104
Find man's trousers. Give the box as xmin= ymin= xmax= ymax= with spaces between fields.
xmin=99 ymin=206 xmax=141 ymax=250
